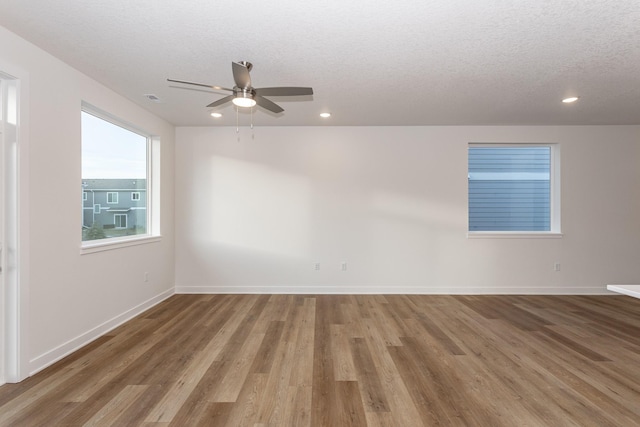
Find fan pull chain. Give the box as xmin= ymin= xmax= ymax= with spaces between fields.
xmin=236 ymin=106 xmax=239 ymax=134
xmin=250 ymin=107 xmax=254 ymax=129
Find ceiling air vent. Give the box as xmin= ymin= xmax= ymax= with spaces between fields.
xmin=144 ymin=94 xmax=162 ymax=103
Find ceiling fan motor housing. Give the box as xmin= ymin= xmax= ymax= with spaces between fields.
xmin=235 ymin=87 xmax=256 ymax=98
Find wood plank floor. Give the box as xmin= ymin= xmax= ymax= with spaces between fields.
xmin=1 ymin=294 xmax=639 ymax=426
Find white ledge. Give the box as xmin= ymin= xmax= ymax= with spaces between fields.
xmin=468 ymin=232 xmax=563 ymax=239
xmin=80 ymin=235 xmax=162 ymax=255
xmin=607 ymin=284 xmax=640 ymax=299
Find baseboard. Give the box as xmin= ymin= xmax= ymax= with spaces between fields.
xmin=28 ymin=287 xmax=175 ymax=376
xmin=606 ymin=284 xmax=640 ymax=299
xmin=175 ymin=284 xmax=610 ymax=295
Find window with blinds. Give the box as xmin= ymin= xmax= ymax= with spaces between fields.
xmin=468 ymin=146 xmax=551 ymax=232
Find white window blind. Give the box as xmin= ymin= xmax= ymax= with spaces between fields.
xmin=469 ymin=146 xmax=551 ymax=231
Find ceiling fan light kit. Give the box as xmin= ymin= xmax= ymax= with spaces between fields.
xmin=232 ymin=90 xmax=256 ymax=108
xmin=168 ymin=61 xmax=313 ymax=115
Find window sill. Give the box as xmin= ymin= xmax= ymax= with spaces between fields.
xmin=467 ymin=232 xmax=563 ymax=239
xmin=80 ymin=235 xmax=162 ymax=255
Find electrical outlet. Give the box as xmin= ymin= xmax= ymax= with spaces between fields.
xmin=144 ymin=272 xmax=149 ymax=282
xmin=341 ymin=262 xmax=347 ymax=271
xmin=315 ymin=262 xmax=320 ymax=271
xmin=554 ymin=263 xmax=561 ymax=272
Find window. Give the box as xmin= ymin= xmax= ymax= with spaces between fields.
xmin=83 ymin=191 xmax=88 ymax=201
xmin=82 ymin=106 xmax=156 ymax=246
xmin=114 ymin=214 xmax=127 ymax=229
xmin=468 ymin=145 xmax=560 ymax=234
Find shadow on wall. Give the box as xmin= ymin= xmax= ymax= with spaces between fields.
xmin=189 ymin=156 xmax=313 ymax=257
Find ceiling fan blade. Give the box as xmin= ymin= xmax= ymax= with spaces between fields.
xmin=206 ymin=95 xmax=235 ymax=108
xmin=254 ymin=96 xmax=284 ymax=113
xmin=255 ymin=87 xmax=314 ymax=97
xmin=167 ymin=79 xmax=233 ymax=92
xmin=232 ymin=62 xmax=252 ymax=89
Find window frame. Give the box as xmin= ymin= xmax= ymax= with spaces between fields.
xmin=467 ymin=143 xmax=562 ymax=239
xmin=106 ymin=192 xmax=118 ymax=204
xmin=80 ymin=103 xmax=161 ymax=253
xmin=131 ymin=191 xmax=141 ymax=201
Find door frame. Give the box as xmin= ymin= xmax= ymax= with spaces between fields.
xmin=1 ymin=66 xmax=30 ymax=383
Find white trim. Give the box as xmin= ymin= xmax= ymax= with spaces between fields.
xmin=550 ymin=143 xmax=561 ymax=233
xmin=131 ymin=191 xmax=141 ymax=201
xmin=606 ymin=284 xmax=640 ymax=299
xmin=0 ymin=63 xmax=31 ymax=383
xmin=149 ymin=136 xmax=160 ymax=237
xmin=468 ymin=232 xmax=563 ymax=239
xmin=82 ymin=206 xmax=146 ymax=211
xmin=28 ymin=288 xmax=174 ymax=376
xmin=106 ymin=192 xmax=118 ymax=204
xmin=175 ymin=285 xmax=608 ymax=295
xmin=80 ymin=235 xmax=161 ymax=255
xmin=84 ymin=188 xmax=147 ymax=192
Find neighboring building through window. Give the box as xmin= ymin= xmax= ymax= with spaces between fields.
xmin=468 ymin=145 xmax=558 ymax=232
xmin=82 ymin=108 xmax=150 ymax=242
xmin=83 ymin=178 xmax=147 ymax=235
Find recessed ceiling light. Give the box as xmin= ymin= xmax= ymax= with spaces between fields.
xmin=562 ymin=97 xmax=579 ymax=103
xmin=210 ymin=112 xmax=223 ymax=118
xmin=320 ymin=112 xmax=331 ymax=118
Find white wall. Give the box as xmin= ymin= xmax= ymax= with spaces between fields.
xmin=0 ymin=25 xmax=175 ymax=378
xmin=175 ymin=125 xmax=640 ymax=294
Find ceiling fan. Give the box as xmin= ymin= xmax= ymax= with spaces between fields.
xmin=168 ymin=61 xmax=313 ymax=113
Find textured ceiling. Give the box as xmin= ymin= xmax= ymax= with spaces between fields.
xmin=1 ymin=0 xmax=639 ymax=126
